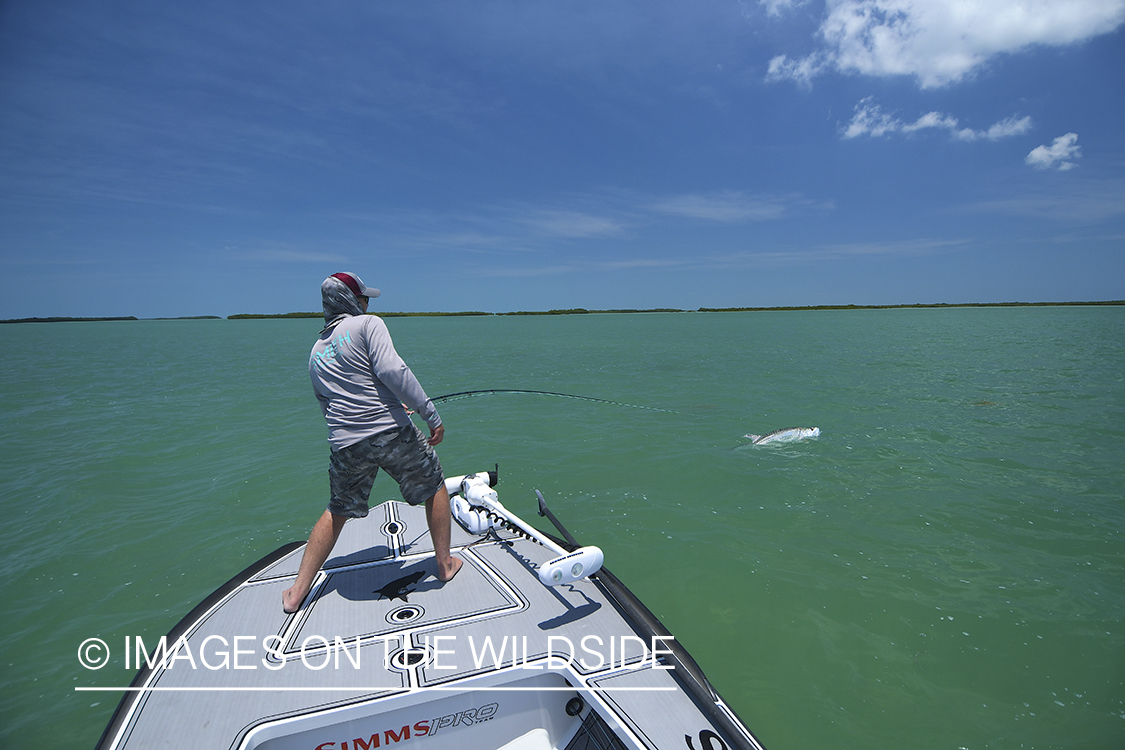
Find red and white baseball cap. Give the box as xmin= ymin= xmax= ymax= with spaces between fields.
xmin=329 ymin=272 xmax=380 ymax=299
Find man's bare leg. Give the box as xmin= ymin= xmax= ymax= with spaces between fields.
xmin=426 ymin=484 xmax=462 ymax=582
xmin=282 ymin=510 xmax=348 ymax=613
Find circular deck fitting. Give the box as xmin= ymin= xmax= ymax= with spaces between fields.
xmin=382 ymin=521 xmax=403 ymax=536
xmin=385 ymin=604 xmax=425 ymax=625
xmin=387 ymin=644 xmax=431 ymax=671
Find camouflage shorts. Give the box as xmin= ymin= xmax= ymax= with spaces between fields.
xmin=327 ymin=424 xmax=445 ymax=517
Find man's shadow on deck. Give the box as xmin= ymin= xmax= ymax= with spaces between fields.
xmin=317 ymin=557 xmax=446 ymax=604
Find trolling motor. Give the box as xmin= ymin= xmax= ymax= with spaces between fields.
xmin=446 ymin=471 xmax=502 ymax=535
xmin=447 ymin=471 xmax=604 ymax=587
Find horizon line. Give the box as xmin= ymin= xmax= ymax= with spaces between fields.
xmin=4 ymin=300 xmax=1124 ymax=324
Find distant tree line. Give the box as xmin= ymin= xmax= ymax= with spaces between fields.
xmin=4 ymin=301 xmax=1121 ymax=324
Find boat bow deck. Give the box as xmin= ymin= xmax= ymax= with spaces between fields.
xmin=98 ymin=488 xmax=765 ymax=750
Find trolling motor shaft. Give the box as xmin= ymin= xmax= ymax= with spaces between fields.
xmin=447 ymin=471 xmax=603 ymax=587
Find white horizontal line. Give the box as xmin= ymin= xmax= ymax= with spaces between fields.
xmin=76 ymin=686 xmax=676 ymax=693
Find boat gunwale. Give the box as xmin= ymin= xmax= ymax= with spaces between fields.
xmin=533 ymin=509 xmax=766 ymax=750
xmin=94 ymin=541 xmax=305 ymax=750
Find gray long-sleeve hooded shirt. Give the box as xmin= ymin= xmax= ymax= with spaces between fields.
xmin=309 ymin=314 xmax=441 ymax=450
xmin=309 ymin=278 xmax=441 ymax=450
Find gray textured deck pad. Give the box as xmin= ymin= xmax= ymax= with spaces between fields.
xmin=111 ymin=495 xmax=662 ymax=750
xmin=250 ymin=503 xmax=395 ymax=581
xmin=250 ymin=498 xmax=516 ymax=582
xmin=417 ymin=540 xmax=650 ymax=685
xmin=392 ymin=499 xmax=516 ymax=555
xmin=115 ymin=578 xmax=406 ymax=749
xmin=591 ymin=667 xmax=728 ymax=750
xmin=292 ymin=553 xmax=518 ymax=649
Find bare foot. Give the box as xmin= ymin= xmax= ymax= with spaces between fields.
xmin=437 ymin=556 xmax=463 ymax=583
xmin=282 ymin=585 xmax=309 ymax=614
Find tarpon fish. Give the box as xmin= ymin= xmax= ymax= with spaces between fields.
xmin=745 ymin=427 xmax=820 ymax=445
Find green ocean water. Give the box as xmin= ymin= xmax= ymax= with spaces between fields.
xmin=1 ymin=308 xmax=1122 ymax=749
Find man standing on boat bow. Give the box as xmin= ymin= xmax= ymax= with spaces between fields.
xmin=283 ymin=272 xmax=461 ymax=614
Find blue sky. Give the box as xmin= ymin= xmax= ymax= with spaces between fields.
xmin=1 ymin=0 xmax=1123 ymax=318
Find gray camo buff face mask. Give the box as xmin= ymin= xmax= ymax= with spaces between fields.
xmin=321 ymin=276 xmax=366 ymax=332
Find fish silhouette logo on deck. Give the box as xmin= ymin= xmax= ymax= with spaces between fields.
xmin=375 ymin=572 xmax=425 ymax=602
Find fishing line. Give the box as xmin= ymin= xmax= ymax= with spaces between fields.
xmin=431 ymin=389 xmax=820 ymax=446
xmin=431 ymin=389 xmax=680 ymax=414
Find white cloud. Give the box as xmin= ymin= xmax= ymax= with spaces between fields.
xmin=479 ymin=265 xmax=579 ymax=278
xmin=1026 ymin=133 xmax=1081 ymax=170
xmin=766 ymin=53 xmax=830 ymax=87
xmin=757 ymin=0 xmax=810 ymax=18
xmin=652 ymin=237 xmax=971 ymax=270
xmin=517 ymin=210 xmax=626 ymax=239
xmin=842 ymin=98 xmax=1032 ymax=141
xmin=841 ymin=98 xmax=914 ymax=138
xmin=234 ymin=247 xmax=349 ymax=264
xmin=965 ymin=115 xmax=1035 ymax=142
xmin=650 ymin=191 xmax=815 ymax=221
xmin=334 ymin=190 xmax=828 ymax=269
xmin=960 ymin=178 xmax=1125 ymax=220
xmin=481 ymin=238 xmax=967 ymax=279
xmin=902 ymin=111 xmax=961 ymax=134
xmin=807 ymin=237 xmax=971 ymax=259
xmin=599 ymin=258 xmax=688 ymax=270
xmin=767 ymin=0 xmax=1125 ymax=88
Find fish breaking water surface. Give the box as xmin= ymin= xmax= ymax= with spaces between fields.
xmin=744 ymin=427 xmax=821 ymax=445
